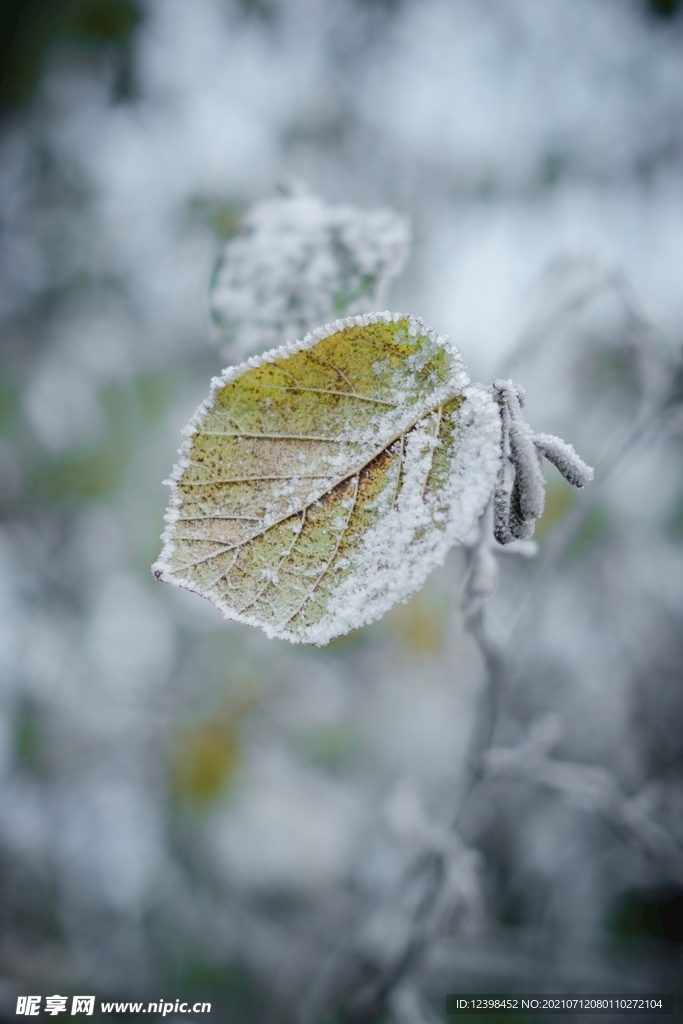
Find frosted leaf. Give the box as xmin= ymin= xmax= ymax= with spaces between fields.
xmin=153 ymin=313 xmax=501 ymax=645
xmin=210 ymin=193 xmax=410 ymax=361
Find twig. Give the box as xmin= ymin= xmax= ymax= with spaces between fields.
xmin=457 ymin=605 xmax=507 ymax=815
xmin=486 ymin=717 xmax=683 ymax=887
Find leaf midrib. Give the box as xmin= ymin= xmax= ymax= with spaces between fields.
xmin=173 ymin=395 xmax=456 ymax=574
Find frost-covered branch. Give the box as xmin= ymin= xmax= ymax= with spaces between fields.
xmin=485 ymin=717 xmax=683 ymax=887
xmin=462 ymin=501 xmax=538 ymax=622
xmin=458 ymin=503 xmax=538 ymax=808
xmin=299 ymin=784 xmax=484 ymax=1024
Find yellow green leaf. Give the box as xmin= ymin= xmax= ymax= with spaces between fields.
xmin=153 ymin=313 xmax=501 ymax=645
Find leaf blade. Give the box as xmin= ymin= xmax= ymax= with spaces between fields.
xmin=154 ymin=313 xmax=501 ymax=645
